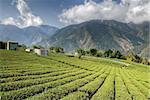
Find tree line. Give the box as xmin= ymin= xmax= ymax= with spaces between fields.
xmin=76 ymin=48 xmax=150 ymax=65
xmin=16 ymin=44 xmax=150 ymax=65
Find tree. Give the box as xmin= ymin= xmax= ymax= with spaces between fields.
xmin=55 ymin=47 xmax=64 ymax=53
xmin=49 ymin=47 xmax=64 ymax=53
xmin=96 ymin=52 xmax=103 ymax=57
xmin=90 ymin=49 xmax=97 ymax=56
xmin=49 ymin=46 xmax=55 ymax=51
xmin=126 ymin=52 xmax=143 ymax=63
xmin=120 ymin=55 xmax=127 ymax=60
xmin=126 ymin=52 xmax=135 ymax=61
xmin=58 ymin=47 xmax=64 ymax=53
xmin=114 ymin=50 xmax=122 ymax=59
xmin=76 ymin=48 xmax=85 ymax=59
xmin=134 ymin=55 xmax=142 ymax=63
xmin=33 ymin=45 xmax=43 ymax=49
xmin=104 ymin=49 xmax=113 ymax=57
xmin=17 ymin=44 xmax=27 ymax=51
xmin=141 ymin=58 xmax=149 ymax=65
xmin=85 ymin=50 xmax=90 ymax=55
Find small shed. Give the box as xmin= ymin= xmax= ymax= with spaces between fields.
xmin=34 ymin=49 xmax=48 ymax=56
xmin=25 ymin=48 xmax=33 ymax=52
xmin=0 ymin=41 xmax=18 ymax=50
xmin=7 ymin=41 xmax=18 ymax=50
xmin=74 ymin=52 xmax=79 ymax=57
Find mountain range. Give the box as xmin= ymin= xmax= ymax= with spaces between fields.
xmin=0 ymin=24 xmax=58 ymax=46
xmin=48 ymin=20 xmax=149 ymax=58
xmin=0 ymin=20 xmax=149 ymax=58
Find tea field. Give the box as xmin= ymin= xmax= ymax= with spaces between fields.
xmin=0 ymin=50 xmax=149 ymax=100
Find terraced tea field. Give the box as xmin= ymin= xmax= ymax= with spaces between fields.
xmin=0 ymin=50 xmax=149 ymax=100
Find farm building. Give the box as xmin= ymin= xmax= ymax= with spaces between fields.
xmin=0 ymin=41 xmax=18 ymax=50
xmin=34 ymin=49 xmax=48 ymax=56
xmin=74 ymin=52 xmax=79 ymax=57
xmin=0 ymin=41 xmax=7 ymax=49
xmin=25 ymin=48 xmax=33 ymax=52
xmin=7 ymin=41 xmax=18 ymax=50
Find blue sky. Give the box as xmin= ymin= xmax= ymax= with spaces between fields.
xmin=0 ymin=0 xmax=149 ymax=28
xmin=0 ymin=0 xmax=101 ymax=27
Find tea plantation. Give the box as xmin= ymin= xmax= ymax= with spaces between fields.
xmin=0 ymin=50 xmax=149 ymax=100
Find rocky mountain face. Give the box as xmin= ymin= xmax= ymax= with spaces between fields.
xmin=49 ymin=20 xmax=148 ymax=56
xmin=131 ymin=22 xmax=150 ymax=58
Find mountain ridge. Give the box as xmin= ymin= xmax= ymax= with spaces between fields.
xmin=48 ymin=20 xmax=149 ymax=58
xmin=0 ymin=20 xmax=149 ymax=58
xmin=0 ymin=24 xmax=58 ymax=46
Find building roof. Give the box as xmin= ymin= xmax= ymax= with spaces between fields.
xmin=7 ymin=41 xmax=18 ymax=43
xmin=0 ymin=41 xmax=18 ymax=43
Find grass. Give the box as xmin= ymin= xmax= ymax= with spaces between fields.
xmin=0 ymin=50 xmax=149 ymax=100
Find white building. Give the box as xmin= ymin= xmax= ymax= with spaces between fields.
xmin=34 ymin=49 xmax=48 ymax=56
xmin=25 ymin=48 xmax=33 ymax=52
xmin=74 ymin=52 xmax=79 ymax=57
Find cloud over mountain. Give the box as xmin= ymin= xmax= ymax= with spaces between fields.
xmin=59 ymin=0 xmax=150 ymax=25
xmin=0 ymin=0 xmax=43 ymax=28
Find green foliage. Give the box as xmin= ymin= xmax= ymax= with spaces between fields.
xmin=126 ymin=52 xmax=149 ymax=65
xmin=49 ymin=46 xmax=64 ymax=53
xmin=115 ymin=68 xmax=132 ymax=100
xmin=104 ymin=49 xmax=123 ymax=59
xmin=17 ymin=44 xmax=27 ymax=51
xmin=89 ymin=49 xmax=97 ymax=56
xmin=96 ymin=51 xmax=103 ymax=57
xmin=75 ymin=48 xmax=150 ymax=65
xmin=120 ymin=69 xmax=147 ymax=100
xmin=32 ymin=45 xmax=43 ymax=49
xmin=113 ymin=50 xmax=122 ymax=58
xmin=61 ymin=92 xmax=88 ymax=100
xmin=79 ymin=67 xmax=110 ymax=96
xmin=0 ymin=50 xmax=149 ymax=100
xmin=76 ymin=48 xmax=85 ymax=59
xmin=91 ymin=67 xmax=116 ymax=100
xmin=104 ymin=49 xmax=113 ymax=57
xmin=141 ymin=58 xmax=150 ymax=65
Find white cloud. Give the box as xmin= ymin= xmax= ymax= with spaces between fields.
xmin=0 ymin=0 xmax=43 ymax=28
xmin=0 ymin=17 xmax=16 ymax=25
xmin=59 ymin=0 xmax=150 ymax=25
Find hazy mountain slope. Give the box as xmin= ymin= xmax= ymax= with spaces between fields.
xmin=0 ymin=24 xmax=28 ymax=43
xmin=50 ymin=20 xmax=145 ymax=53
xmin=0 ymin=24 xmax=58 ymax=46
